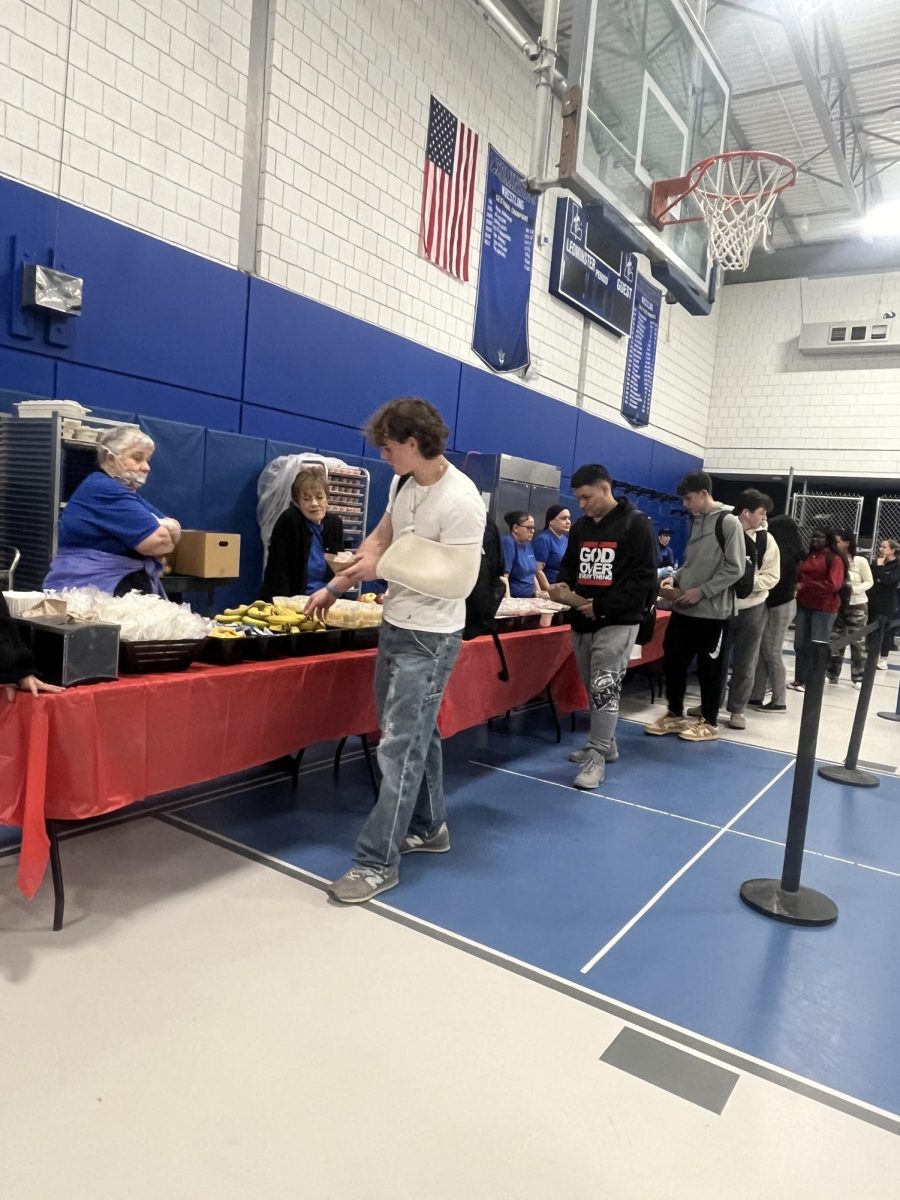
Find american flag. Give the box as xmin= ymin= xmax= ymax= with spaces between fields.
xmin=419 ymin=96 xmax=479 ymax=282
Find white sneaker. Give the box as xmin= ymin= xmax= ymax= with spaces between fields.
xmin=877 ymin=659 xmax=888 ymax=670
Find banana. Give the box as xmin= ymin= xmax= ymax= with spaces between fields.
xmin=242 ymin=615 xmax=268 ymax=628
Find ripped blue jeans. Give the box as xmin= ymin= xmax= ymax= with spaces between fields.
xmin=354 ymin=621 xmax=462 ymax=871
xmin=572 ymin=624 xmax=639 ymax=753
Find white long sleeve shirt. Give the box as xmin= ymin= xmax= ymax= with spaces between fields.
xmin=736 ymin=526 xmax=781 ymax=612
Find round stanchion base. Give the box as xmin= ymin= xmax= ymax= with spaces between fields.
xmin=877 ymin=711 xmax=900 ymax=723
xmin=817 ymin=763 xmax=880 ymax=788
xmin=740 ymin=878 xmax=838 ymax=926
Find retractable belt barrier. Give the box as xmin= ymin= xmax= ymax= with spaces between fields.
xmin=739 ymin=639 xmax=838 ymax=927
xmin=818 ymin=616 xmax=888 ymax=789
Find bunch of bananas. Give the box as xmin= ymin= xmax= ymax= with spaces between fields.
xmin=213 ymin=601 xmax=327 ymax=635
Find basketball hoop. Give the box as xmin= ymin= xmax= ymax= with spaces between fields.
xmin=649 ymin=151 xmax=797 ymax=273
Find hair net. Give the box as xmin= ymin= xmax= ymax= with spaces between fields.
xmin=96 ymin=425 xmax=154 ymax=465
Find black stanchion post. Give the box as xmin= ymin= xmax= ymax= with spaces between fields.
xmin=817 ymin=617 xmax=884 ymax=789
xmin=740 ymin=641 xmax=838 ymax=926
xmin=877 ymin=616 xmax=900 ymax=724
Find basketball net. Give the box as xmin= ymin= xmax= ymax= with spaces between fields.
xmin=650 ymin=151 xmax=798 ymax=273
xmin=693 ymin=153 xmax=797 ymax=272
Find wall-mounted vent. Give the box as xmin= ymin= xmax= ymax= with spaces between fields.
xmin=800 ymin=319 xmax=900 ymax=354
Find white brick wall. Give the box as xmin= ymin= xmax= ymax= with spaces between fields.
xmin=707 ymin=272 xmax=900 ymax=477
xmin=0 ymin=0 xmax=716 ymax=457
xmin=255 ymin=0 xmax=717 ymax=456
xmin=0 ymin=0 xmax=250 ymax=263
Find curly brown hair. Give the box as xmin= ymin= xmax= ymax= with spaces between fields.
xmin=365 ymin=397 xmax=449 ymax=459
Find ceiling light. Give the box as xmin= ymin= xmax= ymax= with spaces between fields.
xmin=861 ymin=200 xmax=900 ymax=239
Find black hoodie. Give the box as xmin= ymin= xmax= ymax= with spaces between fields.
xmin=557 ymin=499 xmax=658 ymax=633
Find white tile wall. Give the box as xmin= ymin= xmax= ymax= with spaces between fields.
xmin=0 ymin=0 xmax=717 ymax=458
xmin=707 ymin=272 xmax=900 ymax=478
xmin=0 ymin=0 xmax=250 ymax=263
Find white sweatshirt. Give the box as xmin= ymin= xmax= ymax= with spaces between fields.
xmin=736 ymin=526 xmax=781 ymax=612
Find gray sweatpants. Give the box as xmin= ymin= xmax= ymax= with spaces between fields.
xmin=726 ymin=602 xmax=769 ymax=715
xmin=572 ymin=624 xmax=639 ymax=754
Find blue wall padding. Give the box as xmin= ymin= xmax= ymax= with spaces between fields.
xmin=0 ymin=346 xmax=56 ymax=396
xmin=649 ymin=439 xmax=698 ymax=494
xmin=455 ymin=366 xmax=578 ymax=470
xmin=53 ymin=203 xmax=247 ymax=397
xmin=573 ymin=410 xmax=654 ymax=482
xmin=138 ymin=416 xmax=207 ymax=532
xmin=241 ymin=401 xmax=365 ymax=456
xmin=0 ymin=173 xmax=707 ymax=594
xmin=243 ymin=278 xmax=461 ymax=434
xmin=200 ymin=429 xmax=268 ymax=609
xmin=57 ymin=362 xmax=240 ymax=431
xmin=262 ymin=438 xmax=317 ymax=463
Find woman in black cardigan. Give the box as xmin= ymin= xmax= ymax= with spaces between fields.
xmin=260 ymin=468 xmax=345 ymax=601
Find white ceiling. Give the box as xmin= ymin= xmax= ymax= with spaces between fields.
xmin=507 ymin=0 xmax=900 ymax=251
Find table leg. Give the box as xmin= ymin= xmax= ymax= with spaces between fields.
xmin=545 ymin=687 xmax=562 ymax=743
xmin=291 ymin=748 xmax=305 ymax=789
xmin=333 ymin=737 xmax=348 ymax=776
xmin=360 ymin=734 xmax=379 ymax=800
xmin=48 ymin=820 xmax=65 ymax=932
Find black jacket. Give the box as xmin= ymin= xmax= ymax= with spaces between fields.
xmin=0 ymin=592 xmax=34 ymax=685
xmin=869 ymin=557 xmax=900 ymax=617
xmin=557 ymin=499 xmax=658 ymax=633
xmin=260 ymin=508 xmax=345 ymax=601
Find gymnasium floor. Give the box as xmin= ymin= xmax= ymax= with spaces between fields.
xmin=1 ymin=649 xmax=899 ymax=1198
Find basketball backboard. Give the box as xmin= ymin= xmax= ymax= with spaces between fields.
xmin=559 ymin=0 xmax=730 ymax=308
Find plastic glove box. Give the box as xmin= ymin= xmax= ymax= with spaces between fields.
xmin=15 ymin=617 xmax=120 ymax=686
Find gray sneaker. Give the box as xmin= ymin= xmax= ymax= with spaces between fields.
xmin=569 ymin=738 xmax=618 ymax=765
xmin=727 ymin=712 xmax=747 ymax=730
xmin=328 ymin=865 xmax=399 ymax=904
xmin=400 ymin=823 xmax=450 ymax=854
xmin=573 ymin=750 xmax=605 ymax=790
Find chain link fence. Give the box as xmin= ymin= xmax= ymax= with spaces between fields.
xmin=789 ymin=492 xmax=863 ymax=545
xmin=873 ymin=496 xmax=900 ymax=552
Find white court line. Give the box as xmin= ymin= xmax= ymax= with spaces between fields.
xmin=579 ymin=758 xmax=796 ymax=975
xmin=468 ymin=761 xmax=722 ymax=832
xmin=165 ymin=805 xmax=900 ymax=1134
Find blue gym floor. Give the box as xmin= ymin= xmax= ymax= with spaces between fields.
xmin=129 ymin=714 xmax=900 ymax=1121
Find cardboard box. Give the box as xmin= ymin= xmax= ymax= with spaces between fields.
xmin=174 ymin=531 xmax=241 ymax=578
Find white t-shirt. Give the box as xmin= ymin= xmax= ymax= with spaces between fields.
xmin=383 ymin=463 xmax=486 ymax=633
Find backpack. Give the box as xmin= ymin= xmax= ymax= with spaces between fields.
xmin=395 ymin=474 xmax=509 ymax=679
xmin=714 ymin=513 xmax=766 ymax=601
xmin=623 ymin=507 xmax=659 ymax=645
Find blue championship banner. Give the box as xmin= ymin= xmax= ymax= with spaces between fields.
xmin=621 ymin=274 xmax=662 ymax=427
xmin=549 ymin=197 xmax=636 ymax=337
xmin=472 ymin=146 xmax=537 ymax=372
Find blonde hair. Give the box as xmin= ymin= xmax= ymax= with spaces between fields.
xmin=291 ymin=467 xmax=329 ymax=506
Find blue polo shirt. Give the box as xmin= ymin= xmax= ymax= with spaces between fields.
xmin=58 ymin=471 xmax=165 ymax=557
xmin=305 ymin=519 xmax=328 ymax=594
xmin=502 ymin=534 xmax=537 ymax=598
xmin=532 ymin=529 xmax=567 ymax=583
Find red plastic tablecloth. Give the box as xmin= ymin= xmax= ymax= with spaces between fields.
xmin=0 ymin=626 xmax=584 ymax=900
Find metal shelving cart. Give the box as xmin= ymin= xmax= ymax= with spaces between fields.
xmin=0 ymin=411 xmax=136 ymax=589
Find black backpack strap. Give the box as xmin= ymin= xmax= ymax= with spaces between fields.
xmin=714 ymin=510 xmax=727 ymax=552
xmin=755 ymin=529 xmax=767 ymax=568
